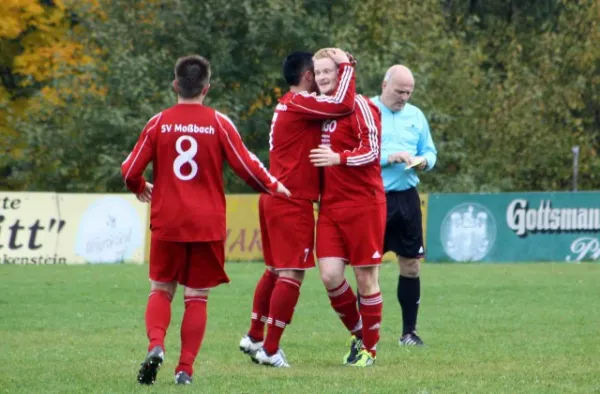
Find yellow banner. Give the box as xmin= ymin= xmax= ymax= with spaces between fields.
xmin=0 ymin=192 xmax=62 ymax=264
xmin=225 ymin=194 xmax=263 ymax=260
xmin=0 ymin=192 xmax=427 ymax=264
xmin=0 ymin=192 xmax=148 ymax=265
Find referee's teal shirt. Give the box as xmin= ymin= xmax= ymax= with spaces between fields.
xmin=371 ymin=96 xmax=437 ymax=192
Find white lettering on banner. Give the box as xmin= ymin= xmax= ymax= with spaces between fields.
xmin=506 ymin=199 xmax=600 ymax=237
xmin=565 ymin=237 xmax=600 ymax=262
xmin=84 ymin=228 xmax=133 ymax=256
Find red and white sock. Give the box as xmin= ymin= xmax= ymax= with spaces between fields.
xmin=248 ymin=270 xmax=278 ymax=342
xmin=263 ymin=277 xmax=301 ymax=355
xmin=145 ymin=290 xmax=173 ymax=351
xmin=176 ymin=295 xmax=208 ymax=377
xmin=327 ymin=280 xmax=362 ymax=337
xmin=359 ymin=292 xmax=383 ymax=357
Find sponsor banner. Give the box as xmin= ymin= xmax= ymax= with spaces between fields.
xmin=225 ymin=194 xmax=263 ymax=261
xmin=58 ymin=194 xmax=147 ymax=264
xmin=0 ymin=192 xmax=148 ymax=265
xmin=426 ymin=192 xmax=600 ymax=262
xmin=0 ymin=192 xmax=63 ymax=265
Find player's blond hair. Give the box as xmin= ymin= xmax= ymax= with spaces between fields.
xmin=313 ymin=48 xmax=336 ymax=60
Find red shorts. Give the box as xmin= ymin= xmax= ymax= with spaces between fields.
xmin=259 ymin=194 xmax=316 ymax=270
xmin=316 ymin=203 xmax=386 ymax=266
xmin=149 ymin=235 xmax=229 ymax=289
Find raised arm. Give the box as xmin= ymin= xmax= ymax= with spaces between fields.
xmin=286 ymin=63 xmax=356 ymax=119
xmin=121 ymin=113 xmax=161 ymax=194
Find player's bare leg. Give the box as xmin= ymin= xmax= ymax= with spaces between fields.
xmin=138 ymin=280 xmax=176 ymax=385
xmin=318 ymin=258 xmax=363 ymax=364
xmin=397 ymin=256 xmax=424 ymax=346
xmin=255 ymin=269 xmax=304 ymax=367
xmin=174 ymin=287 xmax=209 ymax=384
xmin=350 ymin=266 xmax=382 ymax=367
xmin=241 ymin=267 xmax=278 ymax=357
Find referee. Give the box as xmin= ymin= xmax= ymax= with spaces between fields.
xmin=371 ymin=65 xmax=437 ymax=346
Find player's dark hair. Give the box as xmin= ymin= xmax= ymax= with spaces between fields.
xmin=174 ymin=55 xmax=211 ymax=99
xmin=282 ymin=52 xmax=314 ymax=87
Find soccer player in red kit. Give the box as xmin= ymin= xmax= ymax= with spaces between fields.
xmin=121 ymin=55 xmax=290 ymax=385
xmin=239 ymin=49 xmax=356 ymax=367
xmin=309 ymin=49 xmax=385 ymax=367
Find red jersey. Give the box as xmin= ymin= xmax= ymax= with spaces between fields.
xmin=268 ymin=63 xmax=356 ymax=201
xmin=319 ymin=95 xmax=385 ymax=209
xmin=121 ymin=103 xmax=279 ymax=242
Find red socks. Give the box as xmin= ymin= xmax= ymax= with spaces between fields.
xmin=327 ymin=280 xmax=362 ymax=337
xmin=176 ymin=295 xmax=208 ymax=377
xmin=146 ymin=290 xmax=173 ymax=351
xmin=263 ymin=277 xmax=301 ymax=355
xmin=145 ymin=290 xmax=209 ymax=377
xmin=359 ymin=292 xmax=383 ymax=357
xmin=248 ymin=270 xmax=278 ymax=341
xmin=327 ymin=281 xmax=383 ymax=358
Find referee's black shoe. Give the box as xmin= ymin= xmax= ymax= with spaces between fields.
xmin=399 ymin=332 xmax=424 ymax=346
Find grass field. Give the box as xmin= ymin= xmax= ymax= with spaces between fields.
xmin=1 ymin=262 xmax=599 ymax=393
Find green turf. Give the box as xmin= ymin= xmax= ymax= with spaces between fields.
xmin=1 ymin=262 xmax=599 ymax=393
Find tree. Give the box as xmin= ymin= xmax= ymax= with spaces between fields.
xmin=15 ymin=0 xmax=330 ymax=191
xmin=7 ymin=0 xmax=599 ymax=193
xmin=439 ymin=0 xmax=600 ymax=191
xmin=0 ymin=0 xmax=98 ymax=189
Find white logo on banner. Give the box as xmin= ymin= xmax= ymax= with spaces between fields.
xmin=75 ymin=196 xmax=143 ymax=263
xmin=440 ymin=203 xmax=497 ymax=262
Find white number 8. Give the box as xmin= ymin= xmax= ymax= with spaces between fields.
xmin=173 ymin=135 xmax=198 ymax=181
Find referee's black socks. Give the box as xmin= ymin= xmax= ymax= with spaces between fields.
xmin=397 ymin=275 xmax=420 ymax=335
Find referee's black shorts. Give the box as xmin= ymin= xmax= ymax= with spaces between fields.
xmin=383 ymin=187 xmax=425 ymax=259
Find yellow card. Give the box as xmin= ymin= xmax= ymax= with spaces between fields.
xmin=405 ymin=157 xmax=425 ymax=170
